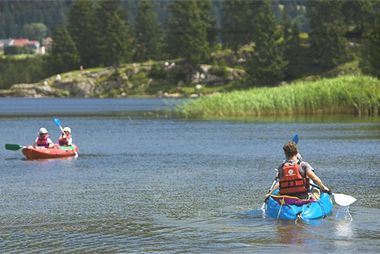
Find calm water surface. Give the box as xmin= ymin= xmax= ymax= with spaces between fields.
xmin=0 ymin=98 xmax=379 ymax=253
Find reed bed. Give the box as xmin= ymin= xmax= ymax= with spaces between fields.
xmin=175 ymin=75 xmax=380 ymax=117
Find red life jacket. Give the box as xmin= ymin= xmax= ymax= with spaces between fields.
xmin=37 ymin=135 xmax=51 ymax=147
xmin=279 ymin=161 xmax=309 ymax=195
xmin=59 ymin=134 xmax=72 ymax=146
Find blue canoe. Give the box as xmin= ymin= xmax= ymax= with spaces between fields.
xmin=266 ymin=189 xmax=333 ymax=220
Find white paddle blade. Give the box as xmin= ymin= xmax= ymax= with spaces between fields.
xmin=333 ymin=193 xmax=357 ymax=206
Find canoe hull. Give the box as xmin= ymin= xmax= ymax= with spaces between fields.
xmin=22 ymin=145 xmax=78 ymax=159
xmin=266 ymin=189 xmax=333 ymax=220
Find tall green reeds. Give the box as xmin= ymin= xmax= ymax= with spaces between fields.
xmin=175 ymin=75 xmax=380 ymax=117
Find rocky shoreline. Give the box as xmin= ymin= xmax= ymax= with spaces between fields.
xmin=0 ymin=63 xmax=246 ymax=98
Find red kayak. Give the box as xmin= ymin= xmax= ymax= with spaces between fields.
xmin=22 ymin=145 xmax=79 ymax=159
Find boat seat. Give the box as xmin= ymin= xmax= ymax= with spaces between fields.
xmin=269 ymin=194 xmax=316 ymax=206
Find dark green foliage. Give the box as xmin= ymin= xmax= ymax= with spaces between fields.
xmin=149 ymin=63 xmax=167 ymax=80
xmin=68 ymin=0 xmax=98 ymax=68
xmin=247 ymin=1 xmax=287 ymax=84
xmin=48 ymin=27 xmax=80 ymax=74
xmin=208 ymin=65 xmax=229 ymax=79
xmin=167 ymin=66 xmax=188 ymax=83
xmin=166 ymin=0 xmax=212 ymax=67
xmin=0 ymin=0 xmax=71 ymax=38
xmin=342 ymin=0 xmax=377 ymax=38
xmin=2 ymin=0 xmax=380 ymax=96
xmin=199 ymin=1 xmax=217 ymax=48
xmin=360 ymin=4 xmax=380 ymax=78
xmin=0 ymin=56 xmax=47 ymax=89
xmin=110 ymin=69 xmax=121 ymax=81
xmin=308 ymin=0 xmax=351 ymax=70
xmin=93 ymin=0 xmax=134 ymax=67
xmin=209 ymin=59 xmax=229 ymax=78
xmin=222 ymin=0 xmax=260 ymax=54
xmin=134 ymin=0 xmax=164 ymax=62
xmin=283 ymin=22 xmax=306 ymax=79
xmin=4 ymin=46 xmax=30 ymax=55
xmin=22 ymin=23 xmax=48 ymax=43
xmin=283 ymin=0 xmax=299 ymax=19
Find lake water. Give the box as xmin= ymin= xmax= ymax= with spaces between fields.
xmin=1 ymin=98 xmax=379 ymax=253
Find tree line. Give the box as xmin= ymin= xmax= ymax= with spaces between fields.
xmin=1 ymin=0 xmax=380 ymax=90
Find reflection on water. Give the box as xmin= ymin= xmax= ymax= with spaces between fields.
xmin=276 ymin=221 xmax=309 ymax=245
xmin=335 ymin=220 xmax=355 ymax=238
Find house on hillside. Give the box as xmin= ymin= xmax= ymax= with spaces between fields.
xmin=3 ymin=38 xmax=41 ymax=55
xmin=43 ymin=37 xmax=52 ymax=51
xmin=0 ymin=39 xmax=12 ymax=51
xmin=9 ymin=38 xmax=40 ymax=50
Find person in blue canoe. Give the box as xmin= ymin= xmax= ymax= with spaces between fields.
xmin=58 ymin=127 xmax=73 ymax=146
xmin=265 ymin=141 xmax=329 ymax=200
xmin=31 ymin=127 xmax=54 ymax=148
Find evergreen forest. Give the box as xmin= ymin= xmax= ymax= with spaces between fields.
xmin=1 ymin=0 xmax=380 ymax=94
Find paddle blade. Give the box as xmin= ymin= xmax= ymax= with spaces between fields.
xmin=5 ymin=144 xmax=24 ymax=151
xmin=53 ymin=118 xmax=61 ymax=127
xmin=292 ymin=134 xmax=299 ymax=144
xmin=333 ymin=193 xmax=357 ymax=206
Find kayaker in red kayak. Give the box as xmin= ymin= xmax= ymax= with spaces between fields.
xmin=265 ymin=141 xmax=329 ymax=201
xmin=31 ymin=127 xmax=54 ymax=148
xmin=58 ymin=127 xmax=73 ymax=146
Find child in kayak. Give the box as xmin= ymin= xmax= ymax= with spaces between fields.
xmin=58 ymin=127 xmax=73 ymax=146
xmin=31 ymin=127 xmax=54 ymax=148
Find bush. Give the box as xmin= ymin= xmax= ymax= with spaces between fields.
xmin=167 ymin=66 xmax=188 ymax=82
xmin=4 ymin=46 xmax=30 ymax=55
xmin=209 ymin=65 xmax=229 ymax=78
xmin=110 ymin=69 xmax=121 ymax=80
xmin=149 ymin=63 xmax=167 ymax=80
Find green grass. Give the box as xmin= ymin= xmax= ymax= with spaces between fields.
xmin=174 ymin=75 xmax=380 ymax=118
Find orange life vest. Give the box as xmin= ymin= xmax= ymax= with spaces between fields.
xmin=59 ymin=134 xmax=72 ymax=146
xmin=279 ymin=161 xmax=309 ymax=195
xmin=37 ymin=135 xmax=51 ymax=147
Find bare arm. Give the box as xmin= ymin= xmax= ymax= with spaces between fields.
xmin=264 ymin=172 xmax=279 ymax=199
xmin=306 ymin=170 xmax=329 ymax=192
xmin=265 ymin=182 xmax=279 ymax=199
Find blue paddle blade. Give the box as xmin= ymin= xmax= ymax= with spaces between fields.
xmin=53 ymin=118 xmax=61 ymax=126
xmin=292 ymin=134 xmax=299 ymax=144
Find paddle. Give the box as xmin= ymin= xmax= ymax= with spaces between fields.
xmin=53 ymin=118 xmax=78 ymax=157
xmin=5 ymin=143 xmax=24 ymax=151
xmin=261 ymin=177 xmax=277 ymax=211
xmin=311 ymin=183 xmax=357 ymax=206
xmin=261 ymin=134 xmax=299 ymax=211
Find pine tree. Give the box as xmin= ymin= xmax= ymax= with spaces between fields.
xmin=134 ymin=0 xmax=164 ymax=62
xmin=198 ymin=0 xmax=217 ymax=48
xmin=3 ymin=4 xmax=16 ymax=38
xmin=93 ymin=0 xmax=134 ymax=67
xmin=48 ymin=27 xmax=80 ymax=74
xmin=284 ymin=23 xmax=304 ymax=79
xmin=283 ymin=0 xmax=299 ymax=19
xmin=222 ymin=0 xmax=260 ymax=55
xmin=247 ymin=1 xmax=287 ymax=84
xmin=308 ymin=0 xmax=350 ymax=70
xmin=166 ymin=0 xmax=211 ymax=66
xmin=67 ymin=0 xmax=97 ymax=68
xmin=342 ymin=0 xmax=377 ymax=38
xmin=360 ymin=2 xmax=380 ymax=78
xmin=104 ymin=13 xmax=134 ymax=66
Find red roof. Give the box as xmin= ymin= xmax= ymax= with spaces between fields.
xmin=12 ymin=39 xmax=39 ymax=46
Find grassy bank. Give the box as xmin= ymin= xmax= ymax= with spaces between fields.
xmin=174 ymin=75 xmax=380 ymax=118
